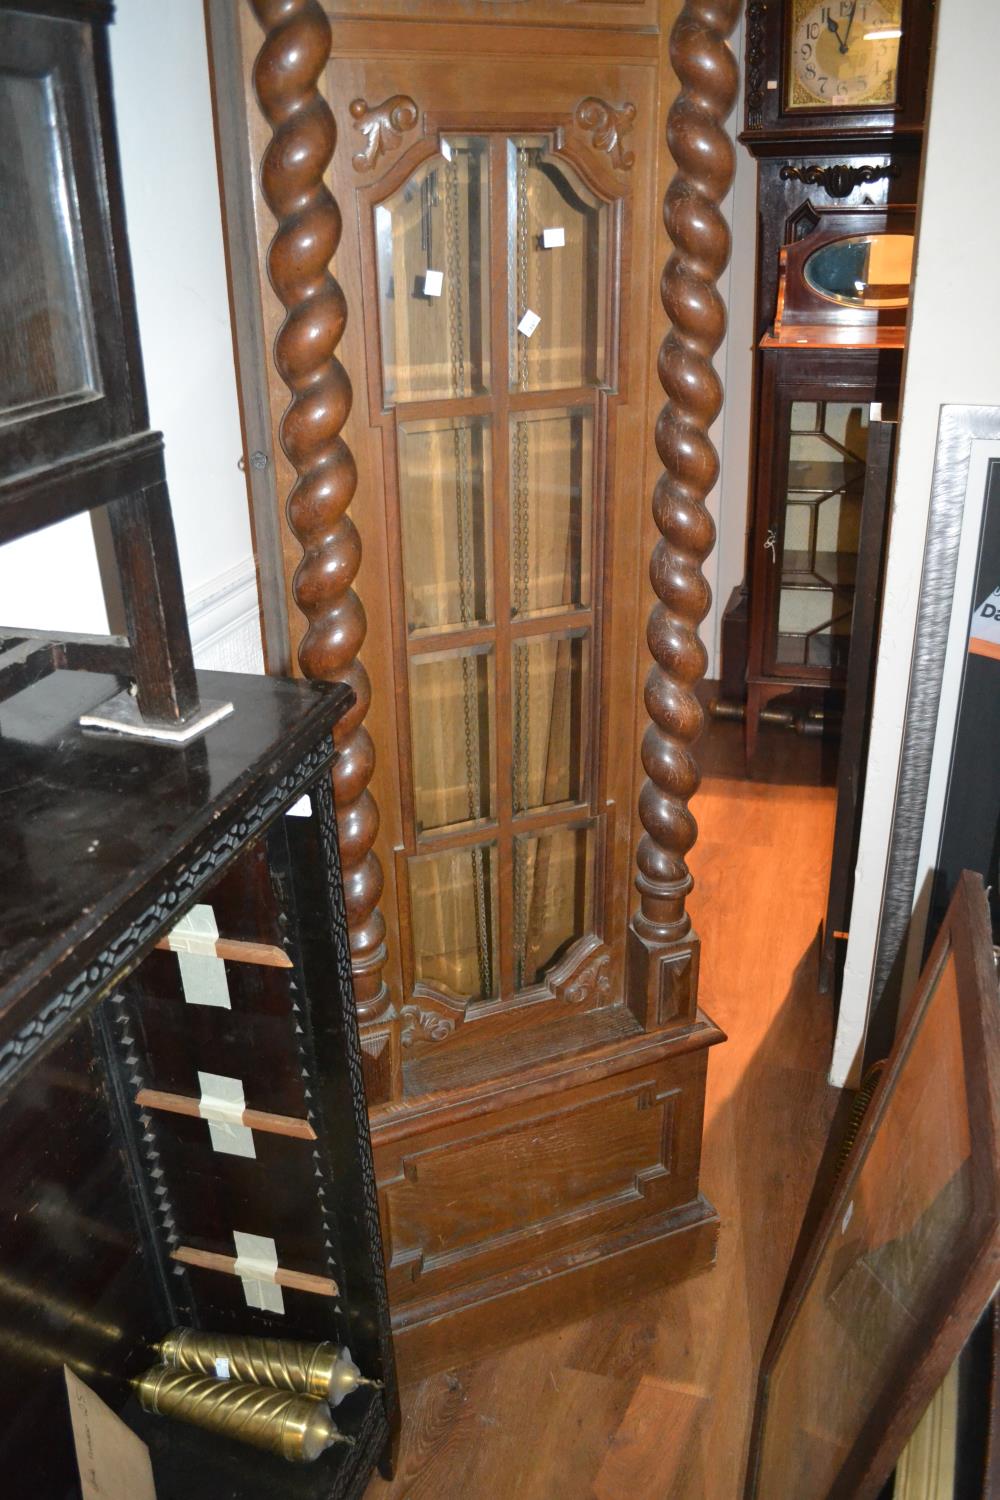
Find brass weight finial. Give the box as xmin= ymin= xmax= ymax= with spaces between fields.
xmin=156 ymin=1327 xmax=381 ymax=1406
xmin=133 ymin=1366 xmax=353 ymax=1464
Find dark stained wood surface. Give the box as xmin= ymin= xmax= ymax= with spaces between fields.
xmin=0 ymin=668 xmax=351 ymax=1065
xmin=365 ymin=717 xmax=843 ymax=1497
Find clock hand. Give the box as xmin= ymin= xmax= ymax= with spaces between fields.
xmin=842 ymin=0 xmax=860 ymax=50
xmin=826 ymin=15 xmax=845 ymax=48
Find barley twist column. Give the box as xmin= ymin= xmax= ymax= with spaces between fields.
xmin=628 ymin=0 xmax=739 ymax=1028
xmin=251 ymin=0 xmax=388 ymax=1023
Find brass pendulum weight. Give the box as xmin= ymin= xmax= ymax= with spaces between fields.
xmin=156 ymin=1327 xmax=382 ymax=1406
xmin=133 ymin=1365 xmax=354 ymax=1464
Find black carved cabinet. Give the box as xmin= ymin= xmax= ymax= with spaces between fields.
xmin=0 ymin=0 xmax=397 ymax=1492
xmin=0 ymin=671 xmax=399 ymax=1496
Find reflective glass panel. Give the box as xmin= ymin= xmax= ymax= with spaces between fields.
xmin=0 ymin=71 xmax=98 ymax=417
xmin=511 ymin=632 xmax=590 ymax=815
xmin=513 ymin=822 xmax=596 ymax=990
xmin=409 ymin=843 xmax=499 ymax=1001
xmin=507 ymin=137 xmax=609 ymax=392
xmin=776 ymin=401 xmax=867 ymax=670
xmin=805 ymin=233 xmax=914 ymax=309
xmin=375 ymin=137 xmax=490 ymax=404
xmin=399 ymin=415 xmax=493 ymax=632
xmin=509 ymin=408 xmax=592 ymax=617
xmin=410 ymin=646 xmax=495 ymax=834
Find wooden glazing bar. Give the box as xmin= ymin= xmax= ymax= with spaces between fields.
xmin=134 ymin=1089 xmax=316 ymax=1141
xmin=153 ymin=934 xmax=293 ymax=968
xmin=507 ymin=386 xmax=597 ymax=413
xmin=391 ymin=392 xmax=494 ymax=423
xmin=414 ymin=799 xmax=592 ymax=853
xmin=171 ymin=1246 xmax=338 ymax=1298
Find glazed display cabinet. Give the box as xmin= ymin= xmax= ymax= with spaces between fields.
xmin=209 ymin=0 xmax=741 ymax=1374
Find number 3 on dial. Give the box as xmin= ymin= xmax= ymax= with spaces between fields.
xmin=787 ymin=0 xmax=903 ymax=110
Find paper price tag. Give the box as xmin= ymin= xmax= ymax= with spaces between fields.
xmin=423 ymin=269 xmax=444 ymax=298
xmin=517 ymin=309 xmax=541 ymax=338
xmin=541 ymin=227 xmax=565 ymax=249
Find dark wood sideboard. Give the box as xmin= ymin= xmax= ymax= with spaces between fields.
xmin=0 ymin=668 xmax=399 ymax=1495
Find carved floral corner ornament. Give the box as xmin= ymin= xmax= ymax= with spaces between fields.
xmin=561 ymin=949 xmax=612 ymax=1006
xmin=574 ymin=96 xmax=637 ymax=172
xmin=399 ymin=1004 xmax=457 ymax=1047
xmin=350 ymin=95 xmax=419 ymax=173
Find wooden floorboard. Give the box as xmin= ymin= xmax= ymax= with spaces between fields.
xmin=367 ymin=724 xmax=842 ymax=1498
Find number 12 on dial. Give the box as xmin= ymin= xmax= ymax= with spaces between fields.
xmin=787 ymin=0 xmax=904 ymax=111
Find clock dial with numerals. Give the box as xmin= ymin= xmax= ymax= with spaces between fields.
xmin=787 ymin=0 xmax=904 ymax=111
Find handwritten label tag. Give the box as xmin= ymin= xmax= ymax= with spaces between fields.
xmin=517 ymin=309 xmax=541 ymax=338
xmin=65 ymin=1368 xmax=157 ymax=1500
xmin=423 ymin=269 xmax=444 ymax=298
xmin=541 ymin=226 xmax=565 ymax=249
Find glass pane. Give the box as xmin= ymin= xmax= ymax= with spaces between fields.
xmin=410 ymin=646 xmax=495 ymax=833
xmin=508 ymin=137 xmax=609 ymax=393
xmin=512 ymin=632 xmax=589 ymax=815
xmin=409 ymin=843 xmax=498 ymax=1001
xmin=375 ymin=137 xmax=489 ymax=404
xmin=513 ymin=822 xmax=596 ymax=990
xmin=805 ymin=233 xmax=913 ymax=309
xmin=399 ymin=415 xmax=493 ymax=631
xmin=509 ymin=408 xmax=592 ymax=617
xmin=0 ymin=71 xmax=98 ymax=418
xmin=778 ymin=400 xmax=867 ymax=671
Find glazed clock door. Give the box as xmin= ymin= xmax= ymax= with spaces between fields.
xmin=319 ymin=32 xmax=659 ymax=1086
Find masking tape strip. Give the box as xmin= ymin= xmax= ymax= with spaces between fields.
xmin=171 ymin=906 xmax=231 ymax=1010
xmin=233 ymin=1230 xmax=284 ymax=1314
xmin=197 ymin=1071 xmax=255 ymax=1159
xmin=166 ymin=904 xmax=220 ymax=956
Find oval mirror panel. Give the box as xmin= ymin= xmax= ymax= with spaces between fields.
xmin=804 ymin=234 xmax=914 ymax=310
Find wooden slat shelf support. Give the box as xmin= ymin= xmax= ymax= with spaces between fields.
xmin=134 ymin=1088 xmax=316 ymax=1141
xmin=153 ymin=934 xmax=293 ymax=968
xmin=171 ymin=1246 xmax=338 ymax=1298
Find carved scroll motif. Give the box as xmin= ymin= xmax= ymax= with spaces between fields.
xmin=350 ymin=95 xmax=419 ymax=173
xmin=399 ymin=1005 xmax=458 ymax=1047
xmin=574 ymin=96 xmax=637 ymax=172
xmin=249 ymin=0 xmax=388 ymax=1023
xmin=629 ymin=0 xmax=740 ymax=1026
xmin=779 ymin=162 xmax=902 ymax=199
xmin=559 ymin=949 xmax=612 ymax=1007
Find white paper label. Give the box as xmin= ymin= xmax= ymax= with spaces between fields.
xmin=969 ymin=583 xmax=1000 ymax=659
xmin=767 ymin=79 xmax=778 ymax=90
xmin=214 ymin=1357 xmax=231 ymax=1380
xmin=517 ymin=309 xmax=541 ymax=337
xmin=440 ymin=139 xmax=453 ymax=162
xmin=285 ymin=793 xmax=312 ymax=818
xmin=66 ymin=1368 xmax=157 ymax=1500
xmin=423 ymin=269 xmax=444 ymax=298
xmin=541 ymin=226 xmax=565 ymax=249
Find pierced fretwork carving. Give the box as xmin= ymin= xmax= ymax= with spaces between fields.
xmin=249 ymin=0 xmax=389 ymax=1023
xmin=745 ymin=0 xmax=767 ymax=130
xmin=349 ymin=95 xmax=419 ymax=173
xmin=628 ymin=0 xmax=740 ymax=1028
xmin=779 ymin=162 xmax=902 ymax=199
xmin=574 ymin=96 xmax=637 ymax=172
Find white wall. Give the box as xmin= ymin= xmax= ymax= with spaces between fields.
xmin=0 ymin=0 xmax=262 ymax=673
xmin=832 ymin=0 xmax=1000 ymax=1086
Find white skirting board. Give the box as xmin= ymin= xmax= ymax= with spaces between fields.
xmin=186 ymin=555 xmax=265 ymax=675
